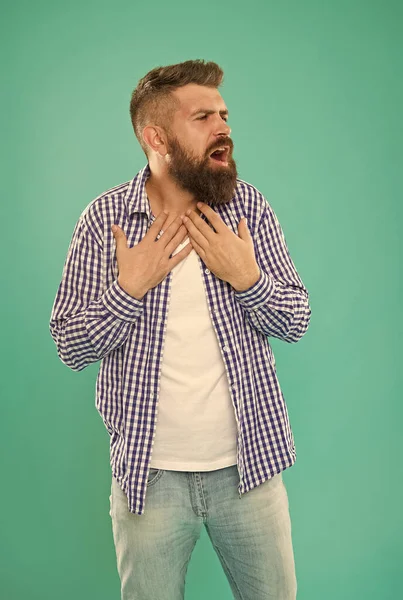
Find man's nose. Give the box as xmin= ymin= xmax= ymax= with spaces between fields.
xmin=212 ymin=115 xmax=231 ymax=137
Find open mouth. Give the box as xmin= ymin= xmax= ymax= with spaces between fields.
xmin=209 ymin=146 xmax=230 ymax=164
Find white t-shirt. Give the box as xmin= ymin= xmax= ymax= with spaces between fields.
xmin=149 ymin=237 xmax=238 ymax=471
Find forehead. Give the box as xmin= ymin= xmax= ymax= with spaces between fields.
xmin=173 ymin=83 xmax=227 ymax=115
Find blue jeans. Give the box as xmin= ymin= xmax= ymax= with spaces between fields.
xmin=109 ymin=465 xmax=297 ymax=599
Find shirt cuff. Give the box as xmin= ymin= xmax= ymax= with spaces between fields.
xmin=101 ymin=279 xmax=145 ymax=322
xmin=233 ymin=269 xmax=276 ymax=311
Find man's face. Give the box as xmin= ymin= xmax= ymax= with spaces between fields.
xmin=163 ymin=84 xmax=238 ymax=206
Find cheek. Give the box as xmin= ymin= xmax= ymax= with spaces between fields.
xmin=183 ymin=127 xmax=207 ymax=158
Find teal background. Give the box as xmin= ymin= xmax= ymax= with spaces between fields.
xmin=2 ymin=1 xmax=402 ymax=598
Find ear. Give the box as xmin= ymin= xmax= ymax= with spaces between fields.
xmin=142 ymin=125 xmax=168 ymax=156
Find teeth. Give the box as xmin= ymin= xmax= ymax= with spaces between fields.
xmin=212 ymin=147 xmax=227 ymax=154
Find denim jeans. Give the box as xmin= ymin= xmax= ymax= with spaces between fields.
xmin=109 ymin=464 xmax=297 ymax=599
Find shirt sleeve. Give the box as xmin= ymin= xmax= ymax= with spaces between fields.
xmin=49 ymin=215 xmax=144 ymax=371
xmin=233 ymin=200 xmax=311 ymax=343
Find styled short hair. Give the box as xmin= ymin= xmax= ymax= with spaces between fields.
xmin=129 ymin=59 xmax=224 ymax=157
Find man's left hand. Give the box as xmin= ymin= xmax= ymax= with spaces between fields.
xmin=181 ymin=202 xmax=261 ymax=292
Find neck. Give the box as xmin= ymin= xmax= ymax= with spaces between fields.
xmin=146 ymin=166 xmax=200 ymax=217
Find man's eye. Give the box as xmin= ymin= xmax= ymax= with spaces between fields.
xmin=197 ymin=115 xmax=228 ymax=122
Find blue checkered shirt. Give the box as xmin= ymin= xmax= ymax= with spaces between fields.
xmin=49 ymin=163 xmax=311 ymax=515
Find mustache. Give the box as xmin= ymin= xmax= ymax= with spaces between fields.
xmin=207 ymin=139 xmax=233 ymax=155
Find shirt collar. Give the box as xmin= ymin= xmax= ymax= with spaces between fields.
xmin=124 ymin=162 xmax=153 ymax=219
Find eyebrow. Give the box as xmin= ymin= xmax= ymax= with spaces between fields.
xmin=190 ymin=108 xmax=229 ymax=118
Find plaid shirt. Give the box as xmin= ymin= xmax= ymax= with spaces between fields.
xmin=49 ymin=163 xmax=311 ymax=515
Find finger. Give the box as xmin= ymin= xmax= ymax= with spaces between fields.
xmin=182 ymin=211 xmax=212 ymax=245
xmin=197 ymin=203 xmax=225 ymax=233
xmin=160 ymin=215 xmax=184 ymax=243
xmin=148 ymin=210 xmax=169 ymax=235
xmin=169 ymin=237 xmax=193 ymax=264
xmin=111 ymin=224 xmax=128 ymax=249
xmin=165 ymin=223 xmax=188 ymax=253
xmin=187 ymin=234 xmax=203 ymax=257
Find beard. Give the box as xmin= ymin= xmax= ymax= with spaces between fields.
xmin=164 ymin=134 xmax=238 ymax=207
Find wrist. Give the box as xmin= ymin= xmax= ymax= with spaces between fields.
xmin=231 ymin=267 xmax=261 ymax=292
xmin=117 ymin=277 xmax=147 ymax=300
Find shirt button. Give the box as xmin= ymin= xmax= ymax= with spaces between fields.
xmin=204 ymin=268 xmax=210 ymax=274
xmin=223 ymin=346 xmax=229 ymax=352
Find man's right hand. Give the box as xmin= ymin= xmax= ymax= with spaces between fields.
xmin=112 ymin=211 xmax=193 ymax=299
